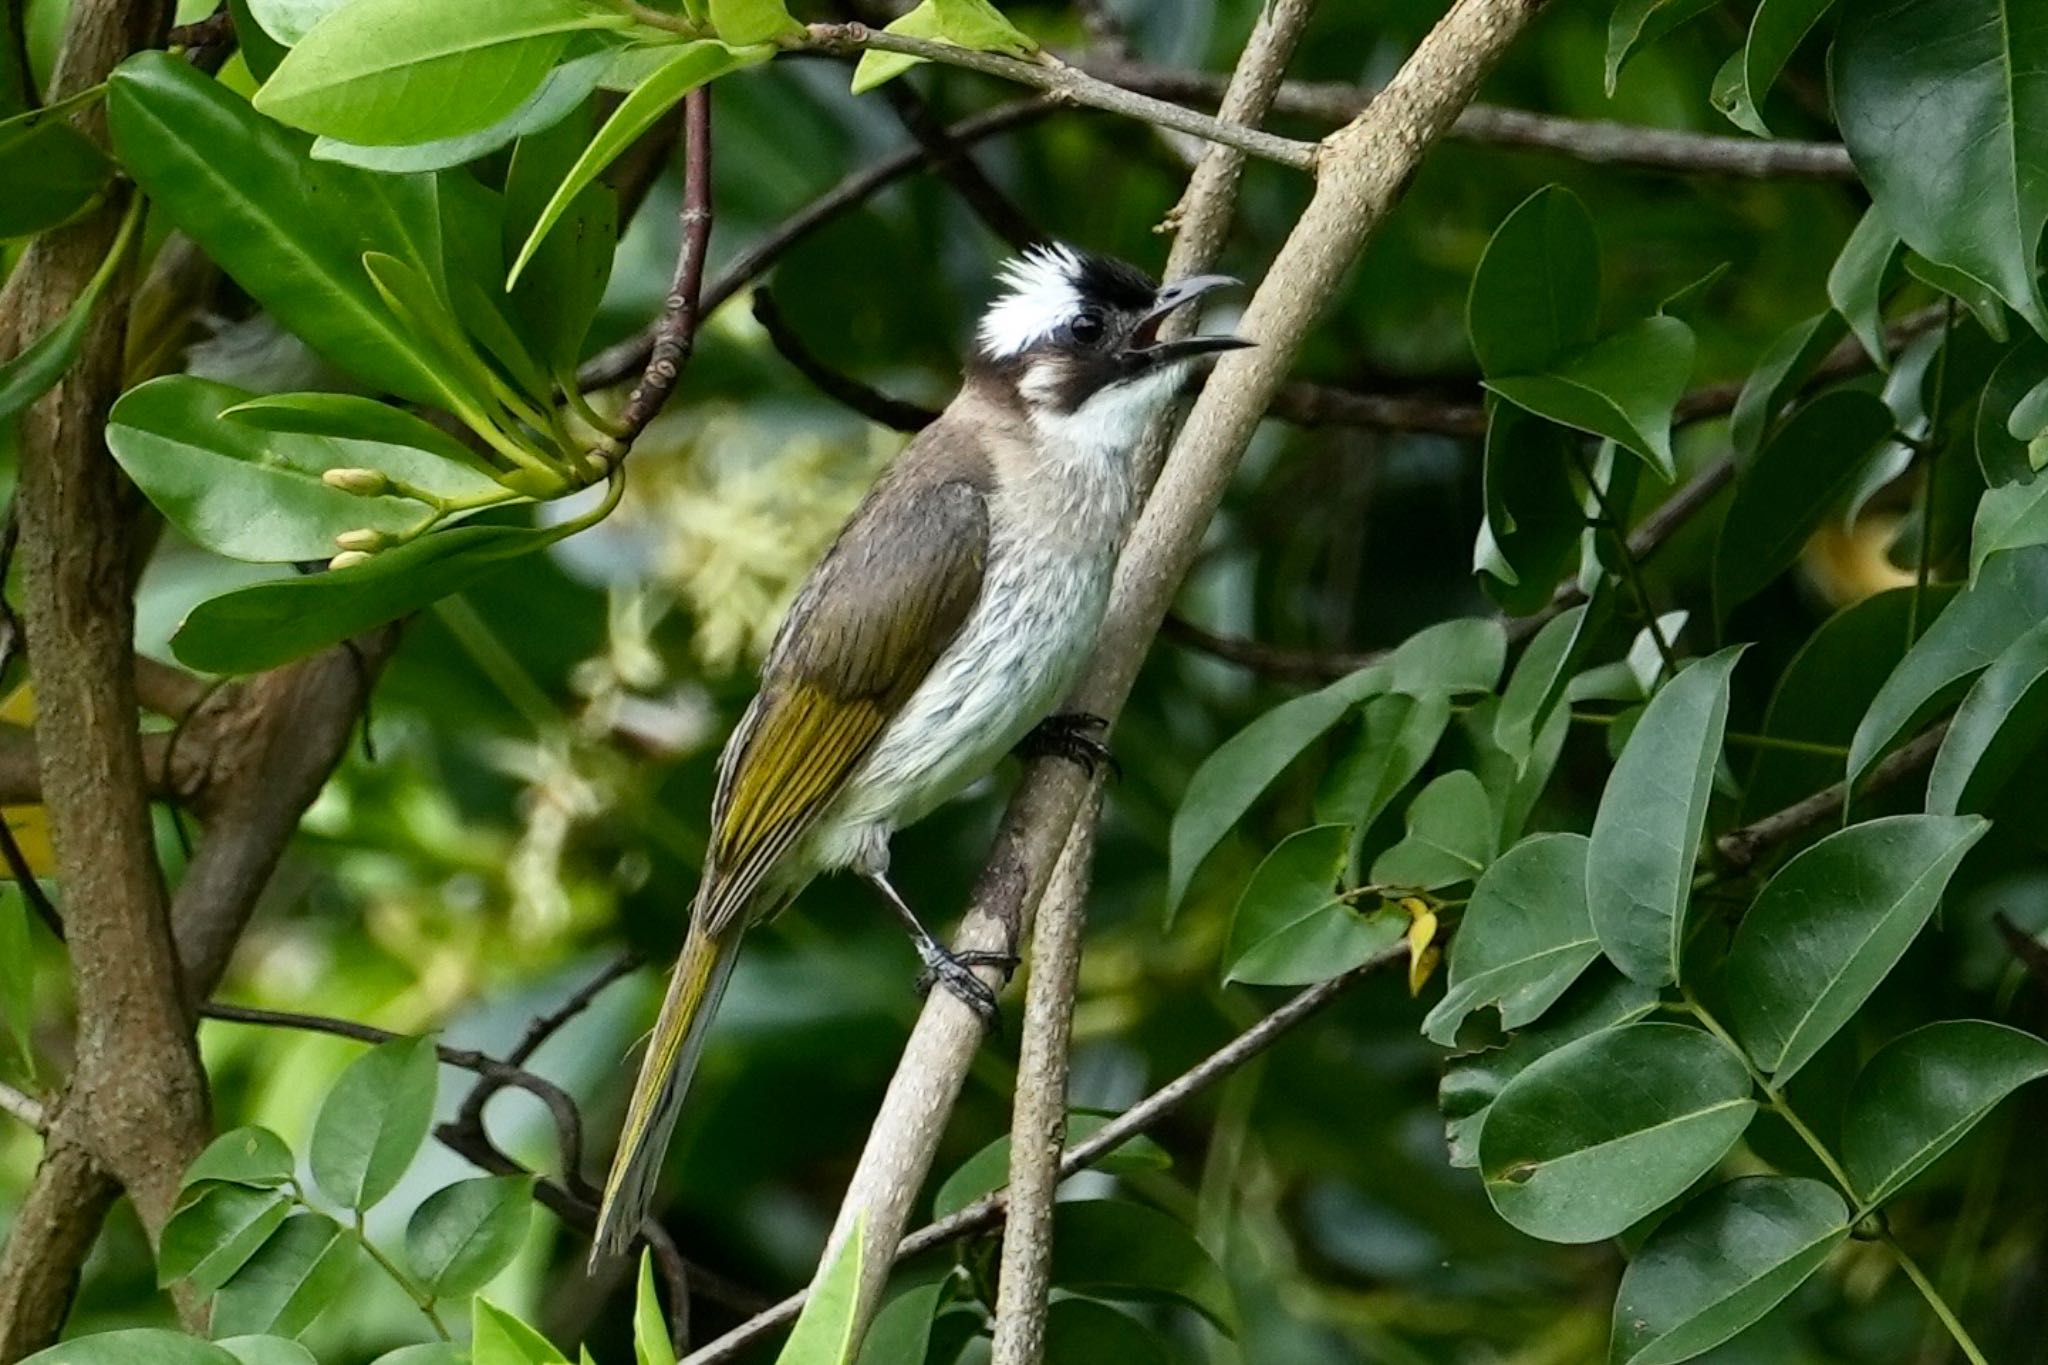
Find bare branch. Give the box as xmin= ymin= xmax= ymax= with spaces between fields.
xmin=685 ymin=945 xmax=1405 ymax=1362
xmin=609 ymin=87 xmax=715 ymax=448
xmin=876 ymin=79 xmax=1038 ymax=250
xmin=0 ymin=1084 xmax=44 ymax=1134
xmin=751 ymin=291 xmax=938 ymax=432
xmin=1715 ymin=724 xmax=1948 ymax=873
xmin=794 ymin=24 xmax=1319 ymax=171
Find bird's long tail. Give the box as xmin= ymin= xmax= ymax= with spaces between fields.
xmin=591 ymin=923 xmax=740 ymax=1266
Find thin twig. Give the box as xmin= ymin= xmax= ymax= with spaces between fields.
xmin=609 ymin=87 xmax=715 ymax=448
xmin=750 ymin=291 xmax=937 ymax=432
xmin=795 ymin=24 xmax=1319 ymax=172
xmin=684 ymin=946 xmax=1402 ymax=1363
xmin=1714 ymin=724 xmax=1949 ymax=873
xmin=506 ymin=953 xmax=641 ymax=1067
xmin=877 ymin=80 xmax=1038 ymax=250
xmin=0 ymin=1081 xmax=44 ymax=1133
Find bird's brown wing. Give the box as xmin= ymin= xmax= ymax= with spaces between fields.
xmin=696 ymin=471 xmax=990 ymax=935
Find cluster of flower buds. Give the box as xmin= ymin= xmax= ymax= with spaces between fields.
xmin=326 ymin=468 xmax=389 ymax=570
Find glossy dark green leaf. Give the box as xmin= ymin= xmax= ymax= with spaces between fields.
xmin=1226 ymin=825 xmax=1400 ymax=986
xmin=158 ymin=1183 xmax=293 ymax=1293
xmin=1827 ymin=208 xmax=1900 ymax=369
xmin=107 ymin=53 xmax=460 ymax=408
xmin=172 ymin=520 xmax=569 ymax=674
xmin=254 ymin=0 xmax=625 ymax=146
xmin=107 ymin=377 xmax=449 ymax=563
xmin=1048 ymin=1201 xmax=1236 ymax=1335
xmin=1849 ymin=544 xmax=2048 ymax=783
xmin=16 ymin=1331 xmax=242 ymax=1365
xmin=1370 ymin=771 xmax=1498 ymax=891
xmin=1973 ymin=335 xmax=2048 ymax=485
xmin=221 ymin=392 xmax=504 ymax=491
xmin=1164 ymin=663 xmax=1387 ymax=916
xmin=308 ymin=1034 xmax=439 ymax=1211
xmin=1729 ymin=312 xmax=1850 ymax=462
xmin=0 ymin=103 xmax=110 ymax=238
xmin=211 ymin=1214 xmax=360 ymax=1339
xmin=182 ymin=1127 xmax=295 ymax=1192
xmin=310 ymin=49 xmax=608 ymax=173
xmin=404 ymin=1175 xmax=533 ymax=1298
xmin=1316 ymin=691 xmax=1452 ymax=830
xmin=1480 ymin=1022 xmax=1756 ymax=1244
xmin=1488 ymin=317 xmax=1694 ymax=481
xmin=1841 ymin=1020 xmax=2048 ymax=1207
xmin=1423 ymin=834 xmax=1599 ymax=1045
xmin=932 ymin=1111 xmax=1169 ymax=1219
xmin=1968 ymin=461 xmax=2048 ymax=572
xmin=1441 ymin=970 xmax=1662 ymax=1167
xmin=1925 ymin=618 xmax=2048 ymax=814
xmin=1835 ymin=0 xmax=2048 ymax=336
xmin=508 ymin=40 xmax=769 ymax=286
xmin=217 ymin=1339 xmax=318 ymax=1365
xmin=473 ymin=1297 xmax=571 ymax=1365
xmin=0 ymin=200 xmax=136 ymax=420
xmin=1478 ymin=401 xmax=1584 ymax=615
xmin=1903 ymin=252 xmax=2008 ymax=342
xmin=504 ymin=103 xmax=617 ymax=375
xmin=1587 ymin=648 xmax=1744 ymax=986
xmin=1725 ymin=815 xmax=1988 ymax=1081
xmin=1495 ymin=602 xmax=1602 ymax=771
xmin=229 ymin=0 xmax=290 ymax=80
xmin=777 ymin=1220 xmax=864 ymax=1365
xmin=855 ymin=1266 xmax=951 ymax=1365
xmin=1604 ymin=0 xmax=1718 ymax=93
xmin=1042 ymin=1299 xmax=1169 ymax=1365
xmin=1712 ymin=391 xmax=1898 ymax=621
xmin=1610 ymin=1177 xmax=1849 ymax=1365
xmin=1468 ymin=186 xmax=1599 ymax=379
xmin=1712 ymin=0 xmax=1837 ymax=136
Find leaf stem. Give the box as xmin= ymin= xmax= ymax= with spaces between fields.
xmin=1675 ymin=990 xmax=1857 ymax=1195
xmin=1908 ymin=297 xmax=1956 ymax=644
xmin=604 ymin=0 xmax=702 ymax=36
xmin=1573 ymin=444 xmax=1678 ymax=681
xmin=1882 ymin=1231 xmax=1989 ymax=1365
xmin=349 ymin=1210 xmax=451 ymax=1341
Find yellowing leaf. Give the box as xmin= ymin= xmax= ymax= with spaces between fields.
xmin=1403 ymin=898 xmax=1441 ymax=996
xmin=0 ymin=807 xmax=55 ymax=878
xmin=0 ymin=684 xmax=33 ymax=727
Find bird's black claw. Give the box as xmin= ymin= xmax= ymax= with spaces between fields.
xmin=914 ymin=944 xmax=1007 ymax=1028
xmin=1018 ymin=711 xmax=1119 ymax=780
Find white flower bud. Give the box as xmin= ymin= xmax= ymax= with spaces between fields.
xmin=323 ymin=467 xmax=389 ymax=496
xmin=333 ymin=529 xmax=385 ymax=553
xmin=328 ymin=550 xmax=373 ymax=571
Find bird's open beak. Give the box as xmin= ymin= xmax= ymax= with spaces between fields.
xmin=1127 ymin=274 xmax=1254 ymax=363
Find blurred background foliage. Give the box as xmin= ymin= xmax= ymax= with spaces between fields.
xmin=5 ymin=0 xmax=2044 ymax=1361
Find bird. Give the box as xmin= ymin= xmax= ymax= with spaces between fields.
xmin=590 ymin=244 xmax=1250 ymax=1262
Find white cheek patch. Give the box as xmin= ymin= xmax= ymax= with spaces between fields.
xmin=978 ymin=243 xmax=1086 ymax=358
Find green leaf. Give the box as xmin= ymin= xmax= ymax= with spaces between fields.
xmin=1042 ymin=1298 xmax=1169 ymax=1365
xmin=634 ymin=1249 xmax=679 ymax=1365
xmin=1711 ymin=0 xmax=1837 ymax=136
xmin=244 ymin=0 xmax=348 ymax=44
xmin=404 ymin=1175 xmax=533 ymax=1298
xmin=1968 ymin=463 xmax=2048 ymax=573
xmin=850 ymin=2 xmax=941 ymax=94
xmin=0 ymin=889 xmax=31 ymax=1070
xmin=1495 ymin=602 xmax=1603 ymax=771
xmin=16 ymin=1330 xmax=242 ymax=1365
xmin=1369 ymin=771 xmax=1498 ymax=891
xmin=370 ymin=1348 xmax=465 ymax=1365
xmin=710 ymin=0 xmax=800 ymax=45
xmin=1926 ymin=618 xmax=2048 ymax=814
xmin=933 ymin=1111 xmax=1171 ymax=1219
xmin=1390 ymin=617 xmax=1508 ymax=696
xmin=1487 ymin=317 xmax=1695 ymax=481
xmin=1729 ymin=312 xmax=1851 ymax=463
xmin=1587 ymin=648 xmax=1744 ymax=986
xmin=1441 ymin=970 xmax=1662 ymax=1167
xmin=1841 ymin=1019 xmax=2048 ymax=1207
xmin=107 ymin=377 xmax=451 ymax=563
xmin=172 ymin=519 xmax=570 ymax=674
xmin=1835 ymin=0 xmax=2048 ymax=337
xmin=1467 ymin=186 xmax=1599 ymax=378
xmin=106 ymin=52 xmax=461 ymax=408
xmin=1724 ymin=814 xmax=1988 ymax=1082
xmin=855 ymin=1266 xmax=952 ymax=1365
xmin=218 ymin=1339 xmax=319 ymax=1365
xmin=308 ymin=1034 xmax=439 ymax=1212
xmin=181 ymin=1127 xmax=296 ymax=1192
xmin=211 ymin=1214 xmax=360 ymax=1338
xmin=507 ymin=40 xmax=768 ymax=286
xmin=1604 ymin=0 xmax=1718 ymax=93
xmin=1610 ymin=1177 xmax=1850 ymax=1365
xmin=1315 ymin=691 xmax=1453 ymax=831
xmin=0 ymin=199 xmax=136 ymax=420
xmin=1164 ymin=663 xmax=1387 ymax=916
xmin=310 ymin=48 xmax=609 ymax=173
xmin=504 ymin=103 xmax=617 ymax=375
xmin=0 ymin=103 xmax=110 ymax=238
xmin=1902 ymin=252 xmax=2008 ymax=343
xmin=1477 ymin=403 xmax=1584 ymax=615
xmin=1422 ymin=833 xmax=1600 ymax=1045
xmin=1974 ymin=336 xmax=2048 ymax=485
xmin=1712 ymin=391 xmax=1899 ymax=621
xmin=1227 ymin=825 xmax=1405 ymax=986
xmin=1848 ymin=545 xmax=2048 ymax=784
xmin=1479 ymin=1022 xmax=1756 ymax=1244
xmin=474 ymin=1297 xmax=571 ymax=1365
xmin=934 ymin=0 xmax=1036 ymax=53
xmin=158 ymin=1183 xmax=293 ymax=1293
xmin=1048 ymin=1201 xmax=1236 ymax=1336
xmin=220 ymin=392 xmax=505 ymax=493
xmin=253 ymin=0 xmax=626 ymax=146
xmin=229 ymin=0 xmax=291 ymax=81
xmin=1828 ymin=207 xmax=1901 ymax=369
xmin=776 ymin=1216 xmax=865 ymax=1365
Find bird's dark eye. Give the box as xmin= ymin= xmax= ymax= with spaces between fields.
xmin=1067 ymin=311 xmax=1106 ymax=346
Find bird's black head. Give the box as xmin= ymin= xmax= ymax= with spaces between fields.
xmin=974 ymin=244 xmax=1251 ymax=420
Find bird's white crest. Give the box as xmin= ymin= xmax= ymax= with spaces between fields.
xmin=978 ymin=243 xmax=1089 ymax=358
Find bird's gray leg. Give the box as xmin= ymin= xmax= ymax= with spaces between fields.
xmin=864 ymin=871 xmax=1015 ymax=1025
xmin=1016 ymin=710 xmax=1119 ymax=779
